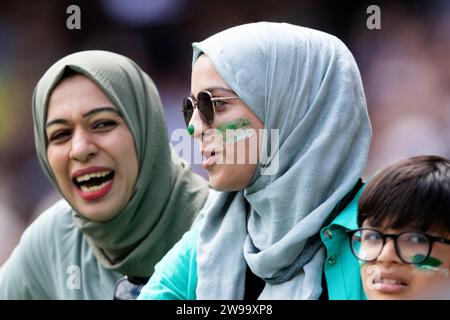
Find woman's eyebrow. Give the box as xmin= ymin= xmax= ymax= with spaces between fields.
xmin=45 ymin=118 xmax=67 ymax=129
xmin=82 ymin=106 xmax=121 ymax=118
xmin=45 ymin=106 xmax=121 ymax=129
xmin=191 ymin=87 xmax=238 ymax=97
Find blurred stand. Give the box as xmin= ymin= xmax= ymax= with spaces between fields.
xmin=353 ymin=4 xmax=450 ymax=175
xmin=0 ymin=172 xmax=26 ymax=265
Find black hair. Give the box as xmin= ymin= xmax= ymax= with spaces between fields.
xmin=60 ymin=66 xmax=79 ymax=80
xmin=358 ymin=155 xmax=450 ymax=236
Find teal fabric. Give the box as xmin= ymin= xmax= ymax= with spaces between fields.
xmin=138 ymin=188 xmax=223 ymax=300
xmin=137 ymin=224 xmax=200 ymax=300
xmin=320 ymin=183 xmax=367 ymax=300
xmin=138 ymin=188 xmax=367 ymax=300
xmin=193 ymin=22 xmax=372 ymax=299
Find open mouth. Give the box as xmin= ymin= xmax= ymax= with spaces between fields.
xmin=206 ymin=151 xmax=216 ymax=159
xmin=73 ymin=170 xmax=115 ymax=193
xmin=202 ymin=150 xmax=216 ymax=159
xmin=201 ymin=150 xmax=217 ymax=169
xmin=372 ymin=274 xmax=409 ymax=293
xmin=374 ymin=278 xmax=408 ymax=286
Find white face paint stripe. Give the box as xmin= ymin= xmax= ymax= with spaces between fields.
xmin=223 ymin=128 xmax=256 ymax=144
xmin=411 ymin=265 xmax=449 ymax=277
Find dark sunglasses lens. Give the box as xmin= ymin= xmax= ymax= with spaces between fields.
xmin=182 ymin=98 xmax=194 ymax=126
xmin=197 ymin=91 xmax=214 ymax=124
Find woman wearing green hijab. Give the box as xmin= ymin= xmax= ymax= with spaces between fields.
xmin=0 ymin=50 xmax=209 ymax=299
xmin=139 ymin=22 xmax=372 ymax=300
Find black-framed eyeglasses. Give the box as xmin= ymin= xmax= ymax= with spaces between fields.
xmin=113 ymin=275 xmax=149 ymax=300
xmin=181 ymin=90 xmax=239 ymax=126
xmin=347 ymin=227 xmax=450 ymax=264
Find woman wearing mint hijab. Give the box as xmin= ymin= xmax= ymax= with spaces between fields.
xmin=139 ymin=22 xmax=372 ymax=300
xmin=0 ymin=50 xmax=209 ymax=299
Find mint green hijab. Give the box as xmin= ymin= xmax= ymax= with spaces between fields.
xmin=32 ymin=50 xmax=209 ymax=277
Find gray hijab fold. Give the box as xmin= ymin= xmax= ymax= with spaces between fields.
xmin=32 ymin=50 xmax=209 ymax=277
xmin=194 ymin=22 xmax=372 ymax=299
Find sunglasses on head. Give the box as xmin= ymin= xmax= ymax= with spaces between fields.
xmin=181 ymin=90 xmax=239 ymax=127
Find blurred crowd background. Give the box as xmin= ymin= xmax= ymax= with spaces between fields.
xmin=1 ymin=0 xmax=449 ymax=265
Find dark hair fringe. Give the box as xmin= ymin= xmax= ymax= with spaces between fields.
xmin=358 ymin=155 xmax=450 ymax=236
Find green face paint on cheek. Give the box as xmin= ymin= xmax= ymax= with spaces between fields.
xmin=412 ymin=254 xmax=443 ymax=270
xmin=216 ymin=119 xmax=254 ymax=143
xmin=411 ymin=254 xmax=449 ymax=277
xmin=216 ymin=119 xmax=251 ymax=133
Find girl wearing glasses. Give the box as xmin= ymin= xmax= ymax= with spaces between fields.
xmin=139 ymin=22 xmax=371 ymax=300
xmin=350 ymin=155 xmax=450 ymax=299
xmin=0 ymin=51 xmax=209 ymax=299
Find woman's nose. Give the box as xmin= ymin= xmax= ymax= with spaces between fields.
xmin=189 ymin=108 xmax=207 ymax=140
xmin=377 ymin=238 xmax=402 ymax=264
xmin=69 ymin=130 xmax=98 ymax=162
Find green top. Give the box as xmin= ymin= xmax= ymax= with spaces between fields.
xmin=138 ymin=186 xmax=367 ymax=300
xmin=320 ymin=186 xmax=367 ymax=300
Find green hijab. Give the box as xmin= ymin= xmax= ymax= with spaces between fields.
xmin=32 ymin=50 xmax=208 ymax=277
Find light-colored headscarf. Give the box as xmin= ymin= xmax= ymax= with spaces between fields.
xmin=32 ymin=50 xmax=209 ymax=277
xmin=194 ymin=22 xmax=372 ymax=299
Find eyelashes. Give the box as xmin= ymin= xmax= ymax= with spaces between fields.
xmin=47 ymin=120 xmax=118 ymax=144
xmin=213 ymin=99 xmax=227 ymax=111
xmin=92 ymin=120 xmax=118 ymax=130
xmin=48 ymin=129 xmax=71 ymax=143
